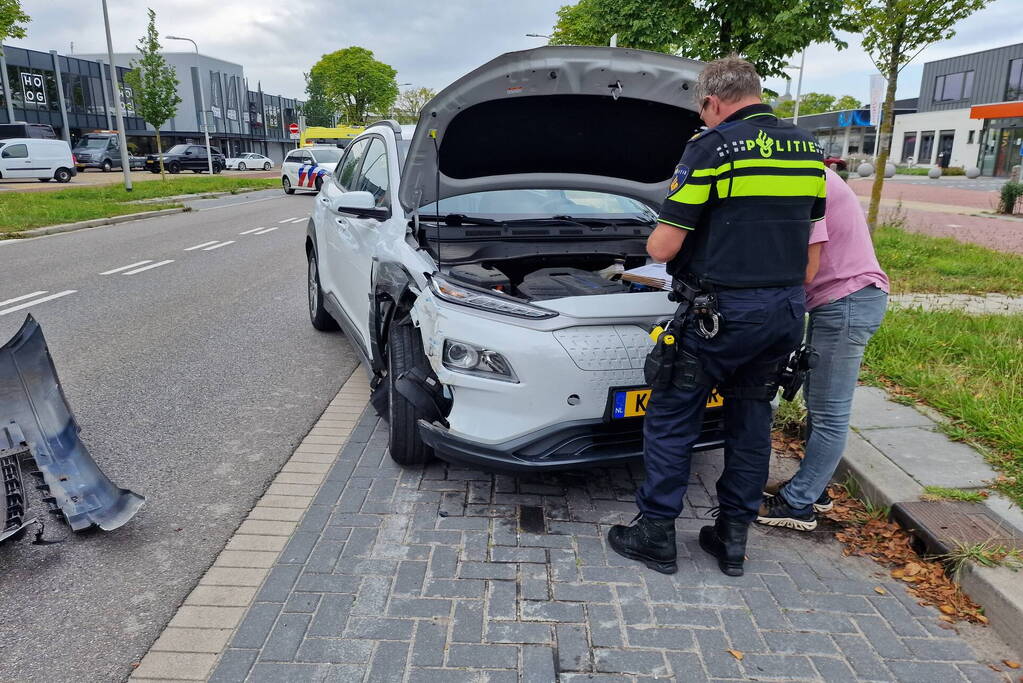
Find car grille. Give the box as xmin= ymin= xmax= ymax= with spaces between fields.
xmin=553 ymin=325 xmax=651 ymax=372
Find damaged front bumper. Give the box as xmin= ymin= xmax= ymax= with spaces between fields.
xmin=1 ymin=315 xmax=144 ymax=536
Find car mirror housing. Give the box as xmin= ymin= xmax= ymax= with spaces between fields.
xmin=333 ymin=191 xmax=389 ymax=220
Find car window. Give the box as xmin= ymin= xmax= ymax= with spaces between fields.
xmin=284 ymin=152 xmax=303 ymax=165
xmin=418 ymin=189 xmax=654 ymax=220
xmin=334 ymin=139 xmax=368 ymax=192
xmin=189 ymin=146 xmax=204 ymax=156
xmin=165 ymin=144 xmax=189 ymax=155
xmin=356 ymin=138 xmax=389 ymax=209
xmin=309 ymin=148 xmax=342 ymax=166
xmin=2 ymin=144 xmax=28 ymax=159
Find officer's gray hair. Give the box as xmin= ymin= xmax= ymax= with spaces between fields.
xmin=695 ymin=56 xmax=763 ymax=103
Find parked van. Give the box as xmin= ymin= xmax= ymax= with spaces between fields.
xmin=0 ymin=121 xmax=57 ymax=140
xmin=0 ymin=138 xmax=77 ymax=183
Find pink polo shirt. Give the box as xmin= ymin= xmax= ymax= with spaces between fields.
xmin=806 ymin=168 xmax=890 ymax=311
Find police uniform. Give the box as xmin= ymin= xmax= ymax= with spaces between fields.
xmin=637 ymin=103 xmax=825 ymax=527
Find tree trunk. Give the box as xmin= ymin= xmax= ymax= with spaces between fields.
xmin=155 ymin=129 xmax=166 ymax=181
xmin=866 ymin=19 xmax=904 ymax=234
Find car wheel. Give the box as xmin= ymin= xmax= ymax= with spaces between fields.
xmin=54 ymin=168 xmax=72 ymax=183
xmin=237 ymin=162 xmax=246 ymax=171
xmin=386 ymin=322 xmax=434 ymax=466
xmin=263 ymin=162 xmax=271 ymax=170
xmin=169 ymin=162 xmax=181 ymax=174
xmin=213 ymin=163 xmax=222 ymax=174
xmin=307 ymin=252 xmax=339 ymax=331
xmin=283 ymin=176 xmax=295 ymax=195
xmin=101 ymin=159 xmax=112 ymax=172
xmin=314 ymin=176 xmax=323 ymax=193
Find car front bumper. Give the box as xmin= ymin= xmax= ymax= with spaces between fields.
xmin=418 ymin=408 xmax=725 ymax=472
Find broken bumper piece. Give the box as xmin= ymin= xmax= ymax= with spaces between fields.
xmin=0 ymin=315 xmax=144 ymax=532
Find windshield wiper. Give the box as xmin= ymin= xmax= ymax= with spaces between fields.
xmin=418 ymin=213 xmax=503 ymax=226
xmin=501 ymin=215 xmax=655 ymax=229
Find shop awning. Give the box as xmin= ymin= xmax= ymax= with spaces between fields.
xmin=970 ymin=101 xmax=1023 ymax=119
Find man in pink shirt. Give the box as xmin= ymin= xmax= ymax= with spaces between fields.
xmin=757 ymin=167 xmax=889 ymax=530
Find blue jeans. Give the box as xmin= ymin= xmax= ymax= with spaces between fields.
xmin=782 ymin=285 xmax=887 ymax=512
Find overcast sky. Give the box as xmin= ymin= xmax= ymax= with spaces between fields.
xmin=13 ymin=0 xmax=1022 ymax=104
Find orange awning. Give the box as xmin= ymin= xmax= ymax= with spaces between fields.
xmin=970 ymin=101 xmax=1023 ymax=119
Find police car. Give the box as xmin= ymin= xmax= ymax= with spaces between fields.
xmin=281 ymin=146 xmax=343 ymax=195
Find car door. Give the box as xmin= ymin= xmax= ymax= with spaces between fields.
xmin=0 ymin=143 xmax=32 ymax=178
xmin=317 ymin=138 xmax=369 ymax=330
xmin=188 ymin=145 xmax=207 ymax=171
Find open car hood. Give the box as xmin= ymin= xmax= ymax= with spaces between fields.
xmin=399 ymin=46 xmax=705 ymax=213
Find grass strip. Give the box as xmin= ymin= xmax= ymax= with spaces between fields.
xmin=873 ymin=224 xmax=1023 ymax=295
xmin=0 ymin=176 xmax=277 ymax=234
xmin=861 ymin=307 xmax=1023 ymax=507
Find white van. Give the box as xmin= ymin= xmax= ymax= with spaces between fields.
xmin=0 ymin=138 xmax=77 ymax=183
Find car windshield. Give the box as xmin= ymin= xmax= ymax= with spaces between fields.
xmin=77 ymin=138 xmax=108 ymax=149
xmin=418 ymin=190 xmax=655 ymax=222
xmin=310 ymin=149 xmax=341 ymax=164
xmin=165 ymin=144 xmax=190 ymax=155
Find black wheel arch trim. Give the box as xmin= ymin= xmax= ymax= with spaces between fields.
xmin=370 ymin=260 xmax=421 ymax=376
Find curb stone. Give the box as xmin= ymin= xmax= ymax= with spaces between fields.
xmin=129 ymin=371 xmax=370 ymax=682
xmin=18 ymin=208 xmax=188 ymax=237
xmin=837 ymin=385 xmax=1023 ymax=656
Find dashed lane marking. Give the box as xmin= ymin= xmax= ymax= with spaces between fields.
xmin=278 ymin=217 xmax=298 ymax=224
xmin=184 ymin=241 xmax=221 ymax=251
xmin=202 ymin=241 xmax=235 ymax=251
xmin=288 ymin=217 xmax=308 ymax=223
xmin=101 ymin=260 xmax=153 ymax=275
xmin=239 ymin=227 xmax=265 ymax=235
xmin=252 ymin=227 xmax=278 ymax=235
xmin=122 ymin=260 xmax=174 ymax=275
xmin=0 ymin=290 xmax=76 ymax=316
xmin=0 ymin=291 xmax=46 ymax=308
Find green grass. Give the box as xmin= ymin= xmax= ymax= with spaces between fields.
xmin=935 ymin=539 xmax=1023 ymax=577
xmin=895 ymin=165 xmax=966 ymax=176
xmin=862 ymin=308 xmax=1023 ymax=507
xmin=921 ymin=486 xmax=987 ymax=503
xmin=0 ymin=176 xmax=277 ymax=235
xmin=873 ymin=225 xmax=1023 ymax=294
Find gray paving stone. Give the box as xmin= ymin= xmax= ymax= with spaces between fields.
xmin=741 ymin=654 xmax=818 ymax=680
xmin=809 ymin=655 xmax=857 ymax=681
xmin=487 ymin=580 xmax=517 ymax=621
xmin=232 ymin=602 xmax=282 ymax=649
xmin=450 ymin=600 xmax=484 ymax=642
xmin=556 ymin=624 xmax=591 ymax=672
xmin=366 ymin=641 xmax=410 ymax=683
xmin=594 ymin=648 xmax=669 ymax=676
xmin=625 ymin=625 xmax=694 ymax=650
xmin=486 ymin=620 xmax=553 ymax=644
xmin=294 ymin=637 xmax=374 ymax=663
xmin=784 ymin=609 xmax=857 ymax=633
xmin=886 ymin=660 xmax=970 ymax=683
xmin=833 ymin=633 xmax=893 ymax=680
xmin=208 ymin=649 xmax=258 ymax=683
xmin=957 ymin=662 xmax=1009 ymax=683
xmin=446 ymin=643 xmax=518 ymax=669
xmin=260 ymin=613 xmax=311 ymax=662
xmin=903 ymin=636 xmax=979 ymax=661
xmin=457 ymin=561 xmax=517 ymax=580
xmin=306 ymin=594 xmax=354 ymax=637
xmin=283 ymin=593 xmax=321 ymax=614
xmin=247 ymin=662 xmax=328 ymax=682
xmin=344 ymin=616 xmax=415 ymax=640
xmin=850 ymin=386 xmax=936 ymax=429
xmin=522 ymin=645 xmax=557 ymax=682
xmin=588 ymin=603 xmax=624 ymax=647
xmin=694 ymin=628 xmax=742 ymax=678
xmin=719 ymin=608 xmax=767 ymax=653
xmin=387 ymin=597 xmax=452 ymax=618
xmin=554 ymin=581 xmax=615 ymax=603
xmin=256 ymin=565 xmax=303 ymax=603
xmin=858 ymin=426 xmax=998 ymax=488
xmin=761 ymin=630 xmax=838 ymax=655
xmin=521 ymin=600 xmax=585 ymax=623
xmin=410 ymin=619 xmax=447 ymax=667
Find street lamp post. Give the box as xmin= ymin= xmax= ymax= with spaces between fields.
xmin=100 ymin=0 xmax=132 ymax=191
xmin=789 ymin=49 xmax=806 ymax=126
xmin=167 ymin=35 xmax=214 ymax=175
xmin=525 ymin=33 xmax=551 ymax=40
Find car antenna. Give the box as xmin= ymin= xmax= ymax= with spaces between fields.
xmin=431 ymin=128 xmax=443 ymax=268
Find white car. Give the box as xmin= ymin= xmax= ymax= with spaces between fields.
xmin=0 ymin=138 xmax=76 ymax=183
xmin=305 ymin=46 xmax=724 ymax=470
xmin=226 ymin=152 xmax=273 ymax=171
xmin=282 ymin=146 xmax=343 ymax=195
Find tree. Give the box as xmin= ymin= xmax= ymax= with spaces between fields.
xmin=0 ymin=0 xmax=29 ymax=58
xmin=548 ymin=0 xmax=857 ymax=79
xmin=847 ymin=0 xmax=989 ymax=231
xmin=302 ymin=71 xmax=335 ymax=127
xmin=394 ymin=86 xmax=436 ymax=124
xmin=772 ymin=93 xmax=860 ymax=118
xmin=309 ymin=47 xmax=398 ymax=125
xmin=123 ymin=9 xmax=180 ymax=180
xmin=834 ymin=95 xmax=862 ymax=110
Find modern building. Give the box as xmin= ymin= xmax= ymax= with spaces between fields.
xmin=891 ymin=42 xmax=1023 ymax=175
xmin=0 ymin=44 xmax=304 ymax=163
xmin=786 ymin=99 xmax=918 ymax=159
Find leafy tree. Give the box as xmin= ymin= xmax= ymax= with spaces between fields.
xmin=123 ymin=8 xmax=180 ymax=180
xmin=394 ymin=86 xmax=436 ymax=124
xmin=0 ymin=0 xmax=29 ymax=58
xmin=310 ymin=47 xmax=398 ymax=125
xmin=847 ymin=0 xmax=989 ymax=231
xmin=773 ymin=92 xmax=860 ymax=118
xmin=302 ymin=71 xmax=335 ymax=127
xmin=834 ymin=95 xmax=862 ymax=110
xmin=548 ymin=0 xmax=857 ymax=79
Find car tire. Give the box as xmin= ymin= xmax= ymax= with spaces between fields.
xmin=237 ymin=162 xmax=246 ymax=171
xmin=169 ymin=162 xmax=181 ymax=174
xmin=213 ymin=163 xmax=222 ymax=174
xmin=307 ymin=252 xmax=338 ymax=331
xmin=386 ymin=322 xmax=434 ymax=466
xmin=101 ymin=159 xmax=112 ymax=172
xmin=54 ymin=168 xmax=72 ymax=183
xmin=283 ymin=176 xmax=295 ymax=195
xmin=315 ymin=176 xmax=323 ymax=193
xmin=263 ymin=162 xmax=271 ymax=170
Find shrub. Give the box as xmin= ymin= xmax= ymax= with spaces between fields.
xmin=837 ymin=170 xmax=849 ymax=182
xmin=999 ymin=181 xmax=1023 ymax=214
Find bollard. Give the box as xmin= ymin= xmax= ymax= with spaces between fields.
xmin=857 ymin=162 xmax=874 ymax=177
xmin=928 ymin=167 xmax=942 ymax=179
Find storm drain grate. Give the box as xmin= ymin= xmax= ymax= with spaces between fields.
xmin=892 ymin=500 xmax=1023 ymax=555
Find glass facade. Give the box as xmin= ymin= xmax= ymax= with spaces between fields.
xmin=978 ymin=120 xmax=1023 ymax=177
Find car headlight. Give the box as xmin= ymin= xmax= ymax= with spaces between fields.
xmin=429 ymin=275 xmax=556 ymax=320
xmin=443 ymin=339 xmax=518 ymax=382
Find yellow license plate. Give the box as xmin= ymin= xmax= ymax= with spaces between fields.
xmin=610 ymin=387 xmax=723 ymax=418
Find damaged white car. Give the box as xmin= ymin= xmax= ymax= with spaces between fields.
xmin=306 ymin=45 xmax=724 ymax=470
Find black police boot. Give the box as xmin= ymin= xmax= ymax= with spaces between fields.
xmin=698 ymin=515 xmax=749 ymax=577
xmin=607 ymin=515 xmax=677 ymax=574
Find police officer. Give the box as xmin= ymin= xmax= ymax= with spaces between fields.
xmin=608 ymin=56 xmax=826 ymax=577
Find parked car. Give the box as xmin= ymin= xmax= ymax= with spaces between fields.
xmin=0 ymin=121 xmax=57 ymax=140
xmin=0 ymin=138 xmax=76 ymax=183
xmin=305 ymin=46 xmax=725 ymax=471
xmin=226 ymin=153 xmax=273 ymax=171
xmin=144 ymin=144 xmax=226 ymax=174
xmin=72 ymin=131 xmax=129 ymax=171
xmin=823 ymin=155 xmax=847 ymax=171
xmin=282 ymin=146 xmax=342 ymax=194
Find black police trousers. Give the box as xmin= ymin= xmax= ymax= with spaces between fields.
xmin=637 ymin=285 xmax=805 ymax=522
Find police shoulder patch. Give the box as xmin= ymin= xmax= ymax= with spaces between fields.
xmin=668 ymin=164 xmax=690 ymax=194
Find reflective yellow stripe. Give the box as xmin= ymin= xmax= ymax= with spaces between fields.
xmin=658 ymin=219 xmax=694 ymax=230
xmin=691 ymin=167 xmax=718 ymax=177
xmin=717 ymin=174 xmax=824 ymax=198
xmin=714 ymin=158 xmax=825 ymax=175
xmin=668 ymin=182 xmax=711 ymax=204
xmin=817 ymin=178 xmax=827 ymax=198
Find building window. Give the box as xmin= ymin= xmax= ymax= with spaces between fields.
xmin=933 ymin=70 xmax=974 ymax=102
xmin=902 ymin=132 xmax=917 ymax=162
xmin=918 ymin=130 xmax=935 ymax=163
xmin=967 ymin=129 xmax=975 ymax=144
xmin=1008 ymin=58 xmax=1023 ymax=101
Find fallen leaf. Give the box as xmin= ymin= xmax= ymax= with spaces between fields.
xmin=939 ymin=615 xmax=955 ymax=623
xmin=976 ymin=614 xmax=989 ymax=624
xmin=939 ymin=605 xmax=957 ymax=615
xmin=727 ymin=649 xmax=744 ymax=661
xmin=874 ymin=587 xmax=887 ymax=595
xmin=1004 ymin=660 xmax=1020 ymax=669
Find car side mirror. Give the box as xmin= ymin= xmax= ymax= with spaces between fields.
xmin=333 ymin=191 xmax=389 ymax=220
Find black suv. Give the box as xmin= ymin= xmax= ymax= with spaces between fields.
xmin=145 ymin=144 xmax=226 ymax=174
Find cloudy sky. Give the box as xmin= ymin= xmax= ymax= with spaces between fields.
xmin=13 ymin=0 xmax=1022 ymax=104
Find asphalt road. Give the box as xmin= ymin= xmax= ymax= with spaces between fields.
xmin=0 ymin=189 xmax=358 ymax=681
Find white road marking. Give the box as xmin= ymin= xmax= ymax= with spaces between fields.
xmin=202 ymin=240 xmax=235 ymax=251
xmin=0 ymin=290 xmax=76 ymax=316
xmin=287 ymin=217 xmax=307 ymax=223
xmin=100 ymin=260 xmax=153 ymax=275
xmin=0 ymin=291 xmax=47 ymax=308
xmin=253 ymin=227 xmax=278 ymax=235
xmin=184 ymin=240 xmax=221 ymax=251
xmin=239 ymin=227 xmax=265 ymax=235
xmin=278 ymin=217 xmax=298 ymax=223
xmin=122 ymin=260 xmax=174 ymax=275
